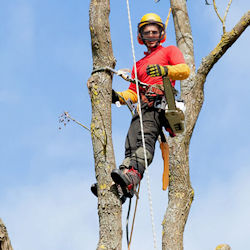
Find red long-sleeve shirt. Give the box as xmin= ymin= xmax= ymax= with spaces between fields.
xmin=129 ymin=45 xmax=187 ymax=93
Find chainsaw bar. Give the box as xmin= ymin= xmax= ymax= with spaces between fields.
xmin=162 ymin=76 xmax=184 ymax=134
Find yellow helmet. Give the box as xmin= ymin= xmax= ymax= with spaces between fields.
xmin=137 ymin=13 xmax=166 ymax=45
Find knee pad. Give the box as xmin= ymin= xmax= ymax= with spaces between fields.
xmin=119 ymin=157 xmax=131 ymax=170
xmin=131 ymin=147 xmax=153 ymax=166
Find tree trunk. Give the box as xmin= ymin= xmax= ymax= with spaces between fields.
xmin=162 ymin=1 xmax=249 ymax=249
xmin=0 ymin=219 xmax=13 ymax=250
xmin=88 ymin=0 xmax=122 ymax=249
xmin=162 ymin=1 xmax=195 ymax=249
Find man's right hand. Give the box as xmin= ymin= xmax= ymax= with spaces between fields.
xmin=112 ymin=89 xmax=120 ymax=103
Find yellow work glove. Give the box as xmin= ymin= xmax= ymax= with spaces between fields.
xmin=146 ymin=64 xmax=168 ymax=77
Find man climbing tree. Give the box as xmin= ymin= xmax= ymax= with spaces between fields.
xmin=91 ymin=12 xmax=190 ymax=202
xmin=110 ymin=13 xmax=190 ymax=199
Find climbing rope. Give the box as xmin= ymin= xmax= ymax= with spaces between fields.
xmin=127 ymin=183 xmax=140 ymax=249
xmin=125 ymin=0 xmax=157 ymax=249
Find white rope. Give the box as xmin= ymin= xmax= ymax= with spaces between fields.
xmin=125 ymin=1 xmax=157 ymax=249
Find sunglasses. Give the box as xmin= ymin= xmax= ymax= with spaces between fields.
xmin=142 ymin=30 xmax=160 ymax=36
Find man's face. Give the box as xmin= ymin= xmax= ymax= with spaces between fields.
xmin=141 ymin=24 xmax=161 ymax=48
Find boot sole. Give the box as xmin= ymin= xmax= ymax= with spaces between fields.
xmin=111 ymin=169 xmax=128 ymax=187
xmin=111 ymin=169 xmax=134 ymax=198
xmin=90 ymin=182 xmax=127 ymax=203
xmin=91 ymin=183 xmax=98 ymax=197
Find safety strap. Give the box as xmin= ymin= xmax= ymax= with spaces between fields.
xmin=91 ymin=66 xmax=148 ymax=88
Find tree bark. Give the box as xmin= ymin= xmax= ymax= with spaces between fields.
xmin=162 ymin=1 xmax=249 ymax=249
xmin=162 ymin=1 xmax=195 ymax=249
xmin=0 ymin=219 xmax=13 ymax=250
xmin=88 ymin=0 xmax=122 ymax=249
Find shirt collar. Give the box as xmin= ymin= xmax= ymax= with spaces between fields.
xmin=144 ymin=45 xmax=162 ymax=56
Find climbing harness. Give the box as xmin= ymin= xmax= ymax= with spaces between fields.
xmin=93 ymin=65 xmax=185 ymax=135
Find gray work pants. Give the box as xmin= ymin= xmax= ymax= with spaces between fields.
xmin=121 ymin=103 xmax=170 ymax=177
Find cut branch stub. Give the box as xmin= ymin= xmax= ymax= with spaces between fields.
xmin=216 ymin=244 xmax=231 ymax=250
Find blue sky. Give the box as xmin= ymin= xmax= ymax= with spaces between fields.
xmin=0 ymin=0 xmax=249 ymax=249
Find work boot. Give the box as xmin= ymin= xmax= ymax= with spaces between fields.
xmin=90 ymin=183 xmax=98 ymax=197
xmin=111 ymin=167 xmax=141 ymax=198
xmin=90 ymin=183 xmax=127 ymax=204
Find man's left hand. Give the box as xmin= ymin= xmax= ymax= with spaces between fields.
xmin=146 ymin=64 xmax=168 ymax=77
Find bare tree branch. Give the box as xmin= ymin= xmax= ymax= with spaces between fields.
xmin=196 ymin=11 xmax=250 ymax=85
xmin=213 ymin=0 xmax=233 ymax=33
xmin=223 ymin=0 xmax=233 ymax=26
xmin=213 ymin=0 xmax=224 ymax=24
xmin=184 ymin=10 xmax=250 ymax=146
